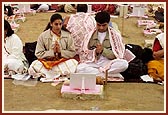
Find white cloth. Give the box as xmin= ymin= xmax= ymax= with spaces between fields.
xmin=98 ymin=32 xmax=106 ymax=44
xmin=28 ymin=59 xmax=78 ymax=78
xmin=4 ymin=34 xmax=28 ymax=74
xmin=76 ymin=56 xmax=128 ymax=78
xmin=38 ymin=4 xmax=49 ymax=11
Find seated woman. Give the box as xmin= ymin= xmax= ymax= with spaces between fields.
xmin=28 ymin=13 xmax=78 ymax=79
xmin=4 ymin=20 xmax=29 ymax=77
xmin=142 ymin=33 xmax=164 ymax=82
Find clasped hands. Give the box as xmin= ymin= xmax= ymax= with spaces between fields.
xmin=95 ymin=43 xmax=103 ymax=55
xmin=53 ymin=41 xmax=61 ymax=60
xmin=53 ymin=41 xmax=61 ymax=54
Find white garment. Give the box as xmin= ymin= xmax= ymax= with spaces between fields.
xmin=38 ymin=4 xmax=49 ymax=11
xmin=4 ymin=34 xmax=28 ymax=74
xmin=76 ymin=56 xmax=128 ymax=78
xmin=98 ymin=32 xmax=106 ymax=44
xmin=28 ymin=59 xmax=78 ymax=79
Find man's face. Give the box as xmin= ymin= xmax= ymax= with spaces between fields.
xmin=96 ymin=22 xmax=108 ymax=33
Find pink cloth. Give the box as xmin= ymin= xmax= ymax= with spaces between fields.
xmin=66 ymin=13 xmax=96 ymax=63
xmin=61 ymin=85 xmax=102 ymax=94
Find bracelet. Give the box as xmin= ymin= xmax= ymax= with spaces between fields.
xmin=54 ymin=52 xmax=61 ymax=58
xmin=54 ymin=52 xmax=58 ymax=56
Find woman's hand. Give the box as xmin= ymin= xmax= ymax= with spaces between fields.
xmin=53 ymin=41 xmax=61 ymax=53
xmin=153 ymin=49 xmax=164 ymax=60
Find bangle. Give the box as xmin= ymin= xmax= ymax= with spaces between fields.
xmin=54 ymin=52 xmax=58 ymax=56
xmin=54 ymin=52 xmax=61 ymax=58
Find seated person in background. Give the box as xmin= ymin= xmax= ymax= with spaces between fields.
xmin=92 ymin=4 xmax=117 ymax=15
xmin=142 ymin=32 xmax=164 ymax=82
xmin=28 ymin=13 xmax=78 ymax=79
xmin=37 ymin=4 xmax=50 ymax=12
xmin=30 ymin=4 xmax=40 ymax=10
xmin=154 ymin=6 xmax=164 ymax=22
xmin=63 ymin=4 xmax=88 ymax=30
xmin=4 ymin=20 xmax=29 ymax=77
xmin=63 ymin=4 xmax=96 ymax=58
xmin=50 ymin=4 xmax=65 ymax=12
xmin=64 ymin=4 xmax=77 ymax=13
xmin=76 ymin=11 xmax=129 ymax=80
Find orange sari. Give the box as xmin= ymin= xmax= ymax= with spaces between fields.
xmin=38 ymin=58 xmax=68 ymax=70
xmin=147 ymin=59 xmax=164 ymax=81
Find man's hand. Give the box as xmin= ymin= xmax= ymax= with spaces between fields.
xmin=95 ymin=43 xmax=103 ymax=54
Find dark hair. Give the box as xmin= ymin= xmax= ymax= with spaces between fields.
xmin=77 ymin=4 xmax=88 ymax=13
xmin=71 ymin=4 xmax=76 ymax=7
xmin=44 ymin=13 xmax=63 ymax=31
xmin=4 ymin=5 xmax=14 ymax=16
xmin=4 ymin=20 xmax=14 ymax=37
xmin=141 ymin=48 xmax=154 ymax=64
xmin=95 ymin=11 xmax=110 ymax=24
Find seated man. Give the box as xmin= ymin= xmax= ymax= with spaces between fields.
xmin=65 ymin=4 xmax=121 ymax=61
xmin=76 ymin=11 xmax=129 ymax=80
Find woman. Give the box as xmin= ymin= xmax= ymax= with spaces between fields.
xmin=28 ymin=13 xmax=78 ymax=79
xmin=4 ymin=20 xmax=29 ymax=77
xmin=142 ymin=33 xmax=164 ymax=82
xmin=147 ymin=33 xmax=164 ymax=81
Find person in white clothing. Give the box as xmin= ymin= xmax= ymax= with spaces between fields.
xmin=37 ymin=4 xmax=50 ymax=12
xmin=4 ymin=20 xmax=29 ymax=76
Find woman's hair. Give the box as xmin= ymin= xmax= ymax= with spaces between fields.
xmin=44 ymin=13 xmax=63 ymax=31
xmin=95 ymin=11 xmax=110 ymax=24
xmin=141 ymin=47 xmax=154 ymax=64
xmin=77 ymin=4 xmax=88 ymax=13
xmin=4 ymin=5 xmax=14 ymax=16
xmin=4 ymin=20 xmax=14 ymax=37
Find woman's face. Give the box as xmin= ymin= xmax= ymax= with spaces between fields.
xmin=50 ymin=19 xmax=63 ymax=34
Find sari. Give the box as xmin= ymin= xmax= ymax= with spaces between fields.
xmin=147 ymin=33 xmax=164 ymax=81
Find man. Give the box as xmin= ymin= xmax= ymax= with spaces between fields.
xmin=76 ymin=11 xmax=129 ymax=80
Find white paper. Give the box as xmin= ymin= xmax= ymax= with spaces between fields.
xmin=140 ymin=75 xmax=154 ymax=82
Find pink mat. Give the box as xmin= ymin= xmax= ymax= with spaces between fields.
xmin=61 ymin=85 xmax=102 ymax=94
